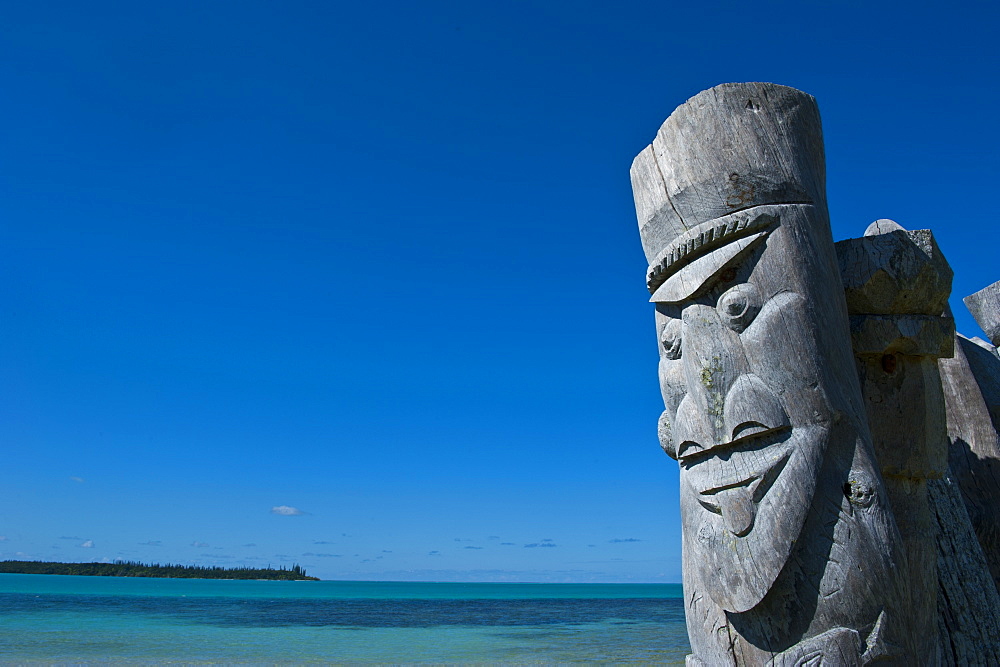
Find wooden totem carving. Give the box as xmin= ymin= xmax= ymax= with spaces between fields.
xmin=630 ymin=83 xmax=914 ymax=664
xmin=835 ymin=220 xmax=955 ymax=663
xmin=943 ymin=283 xmax=1000 ymax=592
xmin=936 ymin=281 xmax=1000 ymax=663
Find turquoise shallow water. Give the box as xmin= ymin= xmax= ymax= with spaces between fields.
xmin=0 ymin=574 xmax=690 ymax=663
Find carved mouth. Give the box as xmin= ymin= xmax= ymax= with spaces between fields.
xmin=679 ymin=427 xmax=793 ymax=537
xmin=677 ymin=423 xmax=791 ymax=465
xmin=696 ymin=446 xmax=791 ymax=510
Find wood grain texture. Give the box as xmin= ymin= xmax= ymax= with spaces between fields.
xmin=939 ymin=333 xmax=1000 ymax=594
xmin=633 ymin=83 xmax=913 ymax=664
xmin=963 ymin=280 xmax=1000 ymax=346
xmin=930 ymin=472 xmax=1000 ymax=664
xmin=837 ymin=227 xmax=952 ymax=316
xmin=631 ymin=83 xmax=826 ymax=268
xmin=836 ymin=223 xmax=955 ymax=664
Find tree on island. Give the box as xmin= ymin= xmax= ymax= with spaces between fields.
xmin=0 ymin=559 xmax=318 ymax=580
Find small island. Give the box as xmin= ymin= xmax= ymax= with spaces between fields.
xmin=0 ymin=559 xmax=319 ymax=580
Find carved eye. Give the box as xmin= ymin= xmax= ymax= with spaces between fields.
xmin=660 ymin=318 xmax=682 ymax=359
xmin=717 ymin=284 xmax=762 ymax=332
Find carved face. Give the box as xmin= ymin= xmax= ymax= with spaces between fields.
xmin=654 ymin=205 xmax=841 ymax=613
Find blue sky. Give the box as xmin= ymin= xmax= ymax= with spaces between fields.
xmin=2 ymin=1 xmax=997 ymax=582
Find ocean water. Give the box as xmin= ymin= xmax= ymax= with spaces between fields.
xmin=0 ymin=574 xmax=690 ymax=663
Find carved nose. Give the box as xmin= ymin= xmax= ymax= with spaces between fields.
xmin=672 ymin=305 xmax=789 ymax=461
xmin=680 ymin=305 xmax=749 ymax=445
xmin=674 ymin=373 xmax=790 ymax=460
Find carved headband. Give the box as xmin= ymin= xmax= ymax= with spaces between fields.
xmin=646 ymin=208 xmax=781 ymax=295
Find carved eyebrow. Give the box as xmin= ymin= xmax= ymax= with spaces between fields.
xmin=646 ymin=209 xmax=779 ymax=293
xmin=649 ymin=230 xmax=769 ymax=304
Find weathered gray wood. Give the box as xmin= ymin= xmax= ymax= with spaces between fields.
xmin=836 ymin=222 xmax=955 ymax=664
xmin=930 ymin=473 xmax=1000 ymax=665
xmin=631 ymin=83 xmax=913 ymax=664
xmin=964 ymin=280 xmax=1000 ymax=347
xmin=939 ymin=331 xmax=1000 ymax=594
xmin=837 ymin=226 xmax=952 ymax=316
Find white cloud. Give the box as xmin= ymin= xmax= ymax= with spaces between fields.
xmin=70 ymin=476 xmax=84 ymax=483
xmin=271 ymin=505 xmax=305 ymax=516
xmin=78 ymin=540 xmax=94 ymax=548
xmin=191 ymin=541 xmax=209 ymax=548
